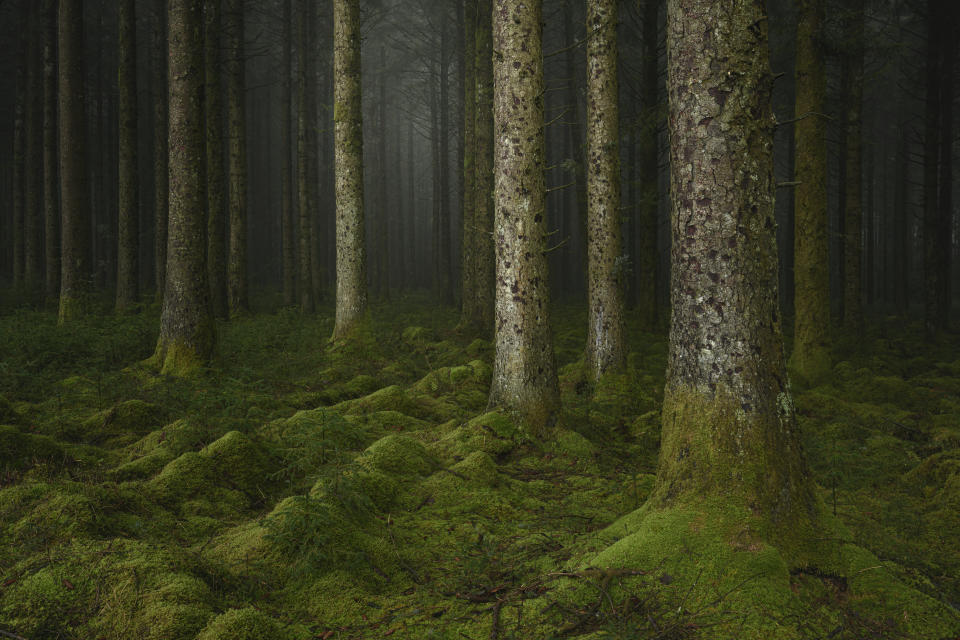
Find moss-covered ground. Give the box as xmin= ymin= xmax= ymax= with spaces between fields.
xmin=1 ymin=296 xmax=958 ymax=638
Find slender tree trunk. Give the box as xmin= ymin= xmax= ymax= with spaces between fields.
xmin=936 ymin=5 xmax=956 ymax=329
xmin=637 ymin=0 xmax=660 ymax=330
xmin=460 ymin=0 xmax=477 ymax=327
xmin=205 ymin=0 xmax=228 ymax=318
xmin=563 ymin=0 xmax=588 ymax=295
xmin=585 ymin=0 xmax=625 ymax=379
xmin=25 ymin=4 xmax=43 ymax=295
xmin=297 ymin=0 xmax=315 ymax=312
xmin=332 ymin=0 xmax=368 ymax=338
xmin=430 ymin=62 xmax=441 ymax=297
xmin=439 ymin=9 xmax=454 ymax=306
xmin=281 ymin=0 xmax=296 ymax=307
xmin=488 ymin=0 xmax=560 ymax=432
xmin=155 ymin=0 xmax=215 ymax=375
xmin=43 ymin=0 xmax=60 ymax=305
xmin=924 ymin=0 xmax=944 ymax=336
xmin=792 ymin=0 xmax=831 ymax=381
xmin=842 ymin=0 xmax=864 ymax=335
xmin=407 ymin=121 xmax=416 ymax=288
xmin=154 ymin=0 xmax=169 ymax=300
xmin=310 ymin=1 xmax=324 ymax=305
xmin=226 ymin=0 xmax=249 ymax=316
xmin=58 ymin=0 xmax=92 ymax=323
xmin=656 ymin=0 xmax=814 ymax=529
xmin=473 ymin=0 xmax=495 ymax=333
xmin=12 ymin=4 xmax=27 ymax=289
xmin=116 ymin=0 xmax=139 ymax=311
xmin=377 ymin=46 xmax=390 ymax=301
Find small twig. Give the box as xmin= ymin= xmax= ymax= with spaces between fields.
xmin=777 ymin=181 xmax=803 ymax=188
xmin=775 ymin=111 xmax=835 ymax=127
xmin=489 ymin=600 xmax=503 ymax=640
xmin=0 ymin=629 xmax=28 ymax=640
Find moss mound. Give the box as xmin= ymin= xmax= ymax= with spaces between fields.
xmin=196 ymin=607 xmax=299 ymax=640
xmin=0 ymin=424 xmax=66 ymax=471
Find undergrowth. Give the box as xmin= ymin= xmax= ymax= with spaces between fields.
xmin=0 ymin=294 xmax=958 ymax=639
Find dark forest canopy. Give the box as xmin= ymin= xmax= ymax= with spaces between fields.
xmin=0 ymin=0 xmax=959 ymax=638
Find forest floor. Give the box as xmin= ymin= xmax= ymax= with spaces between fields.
xmin=1 ymin=293 xmax=959 ymax=639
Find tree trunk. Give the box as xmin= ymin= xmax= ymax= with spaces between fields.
xmin=281 ymin=0 xmax=296 ymax=307
xmin=25 ymin=3 xmax=43 ymax=294
xmin=792 ymin=0 xmax=831 ymax=381
xmin=935 ymin=3 xmax=956 ymax=330
xmin=488 ymin=0 xmax=560 ymax=432
xmin=116 ymin=0 xmax=139 ymax=312
xmin=377 ymin=45 xmax=390 ymax=301
xmin=842 ymin=0 xmax=864 ymax=335
xmin=155 ymin=0 xmax=215 ymax=375
xmin=332 ymin=0 xmax=368 ymax=338
xmin=58 ymin=0 xmax=92 ymax=323
xmin=657 ymin=0 xmax=814 ymax=528
xmin=154 ymin=0 xmax=169 ymax=301
xmin=585 ymin=0 xmax=625 ymax=379
xmin=43 ymin=0 xmax=60 ymax=305
xmin=297 ymin=0 xmax=315 ymax=313
xmin=563 ymin=0 xmax=588 ymax=296
xmin=205 ymin=0 xmax=228 ymax=318
xmin=460 ymin=0 xmax=477 ymax=327
xmin=924 ymin=0 xmax=945 ymax=335
xmin=12 ymin=3 xmax=26 ymax=290
xmin=473 ymin=0 xmax=495 ymax=333
xmin=226 ymin=0 xmax=249 ymax=316
xmin=636 ymin=0 xmax=660 ymax=330
xmin=439 ymin=9 xmax=454 ymax=306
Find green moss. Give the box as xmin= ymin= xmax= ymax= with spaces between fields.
xmin=80 ymin=399 xmax=165 ymax=445
xmin=358 ymin=433 xmax=436 ymax=476
xmin=431 ymin=411 xmax=520 ymax=459
xmin=200 ymin=430 xmax=274 ymax=496
xmin=550 ymin=428 xmax=598 ymax=460
xmin=0 ymin=393 xmax=22 ymax=424
xmin=402 ymin=325 xmax=435 ymax=344
xmin=0 ymin=424 xmax=66 ymax=471
xmin=197 ymin=607 xmax=302 ymax=640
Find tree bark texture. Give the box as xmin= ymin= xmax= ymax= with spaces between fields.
xmin=792 ymin=0 xmax=831 ymax=381
xmin=58 ymin=0 xmax=92 ymax=323
xmin=155 ymin=0 xmax=215 ymax=375
xmin=658 ymin=0 xmax=814 ymax=526
xmin=585 ymin=0 xmax=625 ymax=379
xmin=488 ymin=0 xmax=560 ymax=431
xmin=154 ymin=0 xmax=169 ymax=300
xmin=116 ymin=0 xmax=139 ymax=311
xmin=332 ymin=0 xmax=368 ymax=338
xmin=472 ymin=0 xmax=495 ymax=334
xmin=226 ymin=0 xmax=249 ymax=316
xmin=205 ymin=0 xmax=228 ymax=318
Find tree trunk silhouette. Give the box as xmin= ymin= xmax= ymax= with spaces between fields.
xmin=116 ymin=0 xmax=139 ymax=312
xmin=205 ymin=0 xmax=228 ymax=318
xmin=226 ymin=0 xmax=249 ymax=316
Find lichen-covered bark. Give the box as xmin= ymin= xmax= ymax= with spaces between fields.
xmin=842 ymin=0 xmax=864 ymax=335
xmin=226 ymin=0 xmax=249 ymax=317
xmin=153 ymin=0 xmax=169 ymax=301
xmin=205 ymin=0 xmax=228 ymax=319
xmin=658 ymin=0 xmax=814 ymax=531
xmin=585 ymin=0 xmax=625 ymax=380
xmin=155 ymin=0 xmax=215 ymax=376
xmin=459 ymin=0 xmax=478 ymax=329
xmin=792 ymin=0 xmax=831 ymax=381
xmin=116 ymin=0 xmax=139 ymax=312
xmin=24 ymin=3 xmax=43 ymax=292
xmin=488 ymin=0 xmax=560 ymax=432
xmin=42 ymin=0 xmax=59 ymax=304
xmin=636 ymin=0 xmax=660 ymax=330
xmin=472 ymin=0 xmax=494 ymax=334
xmin=297 ymin=0 xmax=316 ymax=313
xmin=332 ymin=0 xmax=368 ymax=338
xmin=58 ymin=0 xmax=92 ymax=324
xmin=280 ymin=0 xmax=296 ymax=308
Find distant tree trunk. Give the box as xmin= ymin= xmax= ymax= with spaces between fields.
xmin=281 ymin=0 xmax=296 ymax=307
xmin=12 ymin=5 xmax=26 ymax=289
xmin=25 ymin=3 xmax=43 ymax=294
xmin=636 ymin=0 xmax=660 ymax=330
xmin=430 ymin=62 xmax=441 ymax=296
xmin=460 ymin=0 xmax=477 ymax=327
xmin=842 ymin=0 xmax=864 ymax=335
xmin=406 ymin=121 xmax=416 ymax=288
xmin=792 ymin=0 xmax=831 ymax=381
xmin=563 ymin=0 xmax=588 ymax=295
xmin=924 ymin=0 xmax=948 ymax=336
xmin=43 ymin=0 xmax=60 ymax=305
xmin=310 ymin=1 xmax=324 ymax=306
xmin=154 ymin=0 xmax=169 ymax=301
xmin=377 ymin=45 xmax=390 ymax=301
xmin=332 ymin=0 xmax=368 ymax=338
xmin=488 ymin=0 xmax=560 ymax=432
xmin=473 ymin=0 xmax=495 ymax=333
xmin=439 ymin=9 xmax=454 ymax=306
xmin=585 ymin=0 xmax=625 ymax=379
xmin=58 ymin=0 xmax=92 ymax=323
xmin=116 ymin=0 xmax=139 ymax=312
xmin=205 ymin=0 xmax=228 ymax=318
xmin=936 ymin=9 xmax=955 ymax=329
xmin=155 ymin=0 xmax=215 ymax=375
xmin=297 ymin=0 xmax=315 ymax=313
xmin=656 ymin=0 xmax=814 ymax=527
xmin=226 ymin=0 xmax=249 ymax=316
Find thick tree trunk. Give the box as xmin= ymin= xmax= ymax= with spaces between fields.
xmin=58 ymin=0 xmax=92 ymax=323
xmin=842 ymin=0 xmax=864 ymax=335
xmin=205 ymin=0 xmax=228 ymax=318
xmin=585 ymin=0 xmax=625 ymax=379
xmin=297 ymin=0 xmax=315 ymax=313
xmin=154 ymin=0 xmax=169 ymax=300
xmin=658 ymin=0 xmax=813 ymax=527
xmin=43 ymin=0 xmax=60 ymax=305
xmin=460 ymin=0 xmax=477 ymax=325
xmin=472 ymin=0 xmax=495 ymax=334
xmin=281 ymin=0 xmax=296 ymax=307
xmin=155 ymin=0 xmax=215 ymax=375
xmin=226 ymin=0 xmax=249 ymax=316
xmin=488 ymin=0 xmax=560 ymax=432
xmin=116 ymin=0 xmax=139 ymax=312
xmin=332 ymin=0 xmax=368 ymax=338
xmin=792 ymin=0 xmax=831 ymax=380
